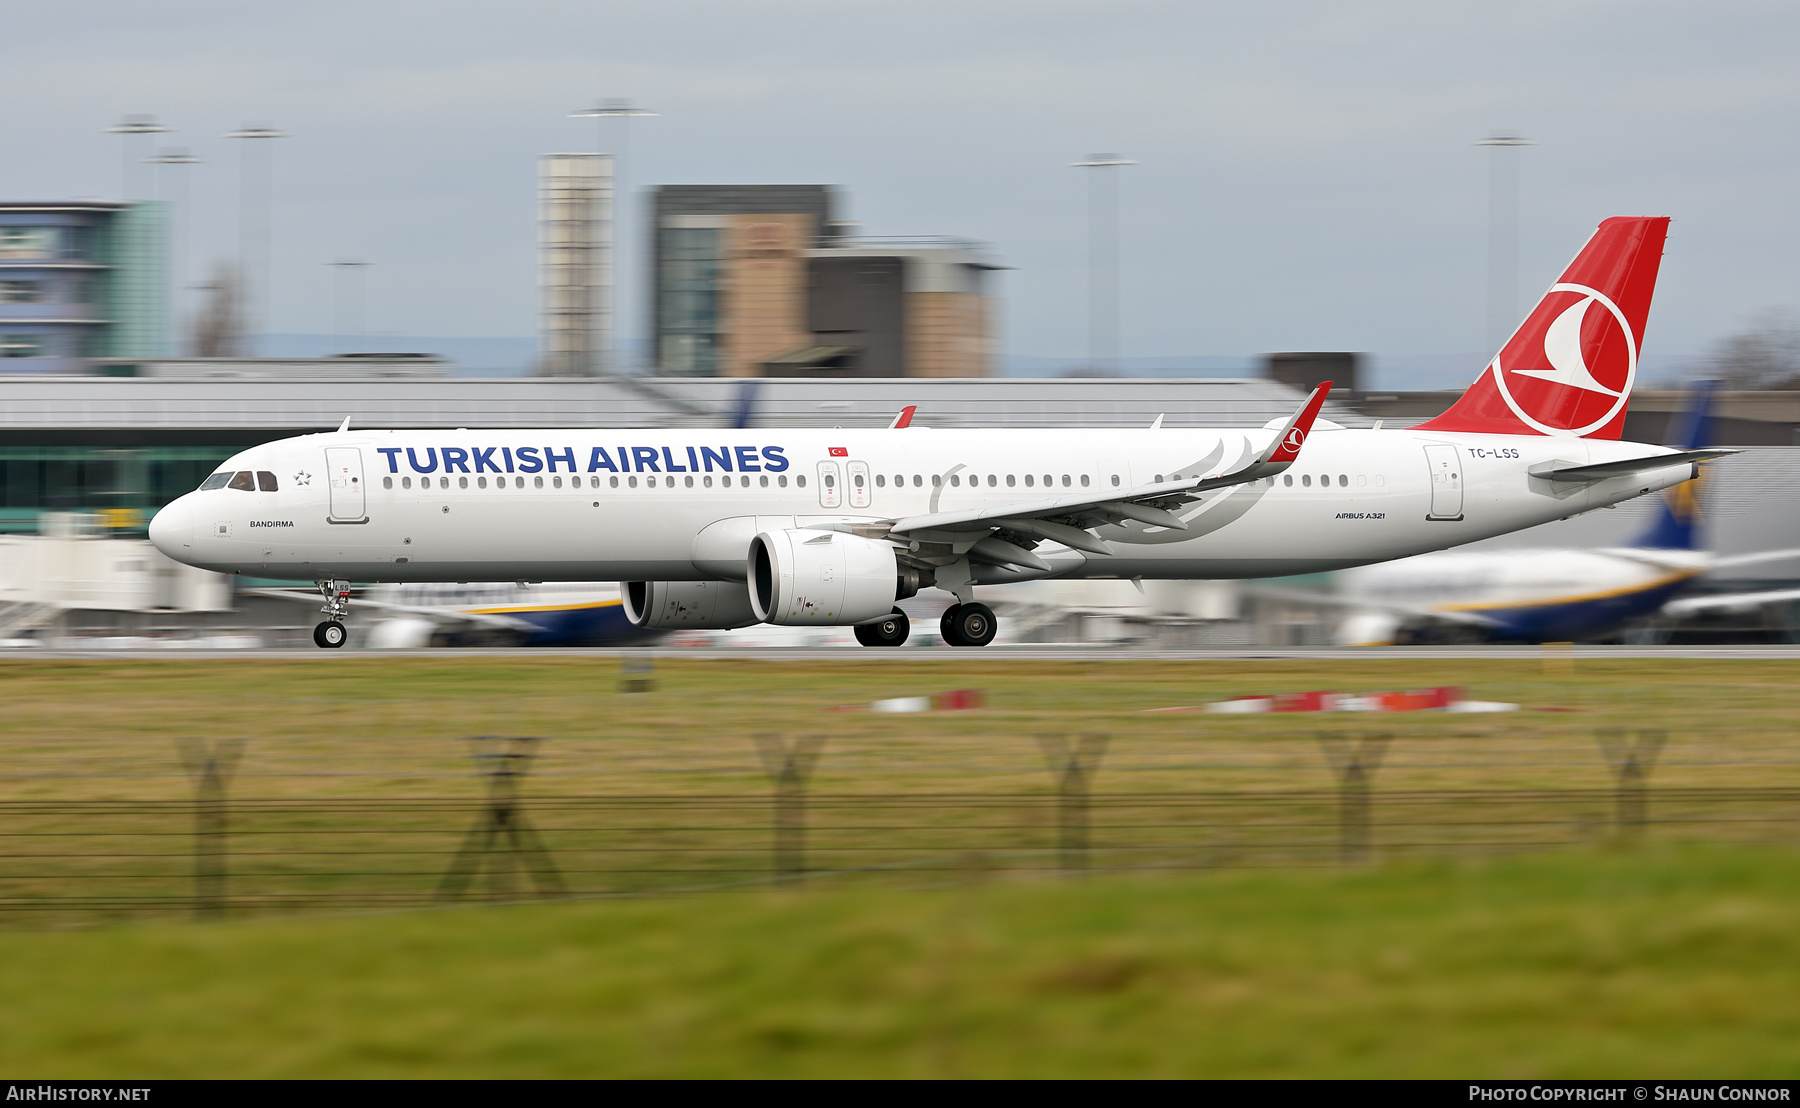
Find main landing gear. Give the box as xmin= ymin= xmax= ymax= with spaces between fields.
xmin=854 ymin=608 xmax=911 ymax=648
xmin=313 ymin=579 xmax=351 ymax=649
xmin=939 ymin=602 xmax=997 ymax=648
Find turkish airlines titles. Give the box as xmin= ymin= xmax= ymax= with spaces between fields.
xmin=373 ymin=444 xmax=793 ymax=477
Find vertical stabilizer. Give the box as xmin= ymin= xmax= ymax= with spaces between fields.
xmin=1419 ymin=216 xmax=1670 ymax=439
xmin=1630 ymin=380 xmax=1716 ymax=551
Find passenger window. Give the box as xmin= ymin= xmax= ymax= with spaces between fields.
xmin=1007 ymin=475 xmax=1016 ymax=487
xmin=478 ymin=476 xmax=488 ymax=488
xmin=628 ymin=476 xmax=637 ymax=488
xmin=760 ymin=475 xmax=769 ymax=487
xmin=1062 ymin=475 xmax=1071 ymax=487
xmin=610 ymin=476 xmax=619 ymax=488
xmin=1284 ymin=474 xmax=1293 ymax=487
xmin=1024 ymin=475 xmax=1034 ymax=487
xmin=199 ymin=471 xmax=233 ymax=491
xmin=1044 ymin=475 xmax=1052 ymax=487
xmin=876 ymin=474 xmax=886 ymax=488
xmin=228 ymin=470 xmax=256 ymax=491
xmin=1356 ymin=475 xmax=1366 ymax=487
xmin=383 ymin=476 xmax=394 ymax=490
xmin=741 ymin=475 xmax=750 ymax=487
xmin=914 ymin=475 xmax=923 ymax=487
xmin=257 ymin=471 xmax=278 ymax=492
xmin=1109 ymin=475 xmax=1119 ymax=487
xmin=1154 ymin=474 xmax=1163 ymax=483
xmin=1081 ymin=475 xmax=1090 ymax=487
xmin=988 ymin=475 xmax=997 ymax=487
xmin=683 ymin=475 xmax=693 ymax=488
xmin=402 ymin=476 xmax=413 ymax=489
xmin=460 ymin=476 xmax=468 ymax=489
xmin=779 ymin=475 xmax=789 ymax=487
xmin=1338 ymin=474 xmax=1348 ymax=487
xmin=853 ymin=472 xmax=864 ymax=488
xmin=797 ymin=475 xmax=806 ymax=488
xmin=517 ymin=476 xmax=526 ymax=489
xmin=703 ymin=475 xmax=713 ymax=488
xmin=950 ymin=475 xmax=960 ymax=487
xmin=825 ymin=473 xmax=836 ymax=488
xmin=554 ymin=476 xmax=563 ymax=489
xmin=1302 ymin=475 xmax=1312 ymax=487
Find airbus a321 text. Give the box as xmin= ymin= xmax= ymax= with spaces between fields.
xmin=149 ymin=216 xmax=1727 ymax=649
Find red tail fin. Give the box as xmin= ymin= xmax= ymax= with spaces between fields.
xmin=1418 ymin=216 xmax=1669 ymax=439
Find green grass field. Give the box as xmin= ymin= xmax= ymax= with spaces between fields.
xmin=0 ymin=655 xmax=1796 ymax=1075
xmin=1 ymin=844 xmax=1797 ymax=1077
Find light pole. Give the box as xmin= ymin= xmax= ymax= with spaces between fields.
xmin=570 ymin=99 xmax=656 ymax=372
xmin=148 ymin=149 xmax=201 ymax=355
xmin=1071 ymin=154 xmax=1135 ymax=374
xmin=226 ymin=125 xmax=285 ymax=355
xmin=106 ymin=115 xmax=168 ymax=200
xmin=328 ymin=259 xmax=370 ymax=352
xmin=1477 ymin=132 xmax=1533 ymax=351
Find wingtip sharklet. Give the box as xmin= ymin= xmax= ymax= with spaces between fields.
xmin=1261 ymin=381 xmax=1333 ymax=466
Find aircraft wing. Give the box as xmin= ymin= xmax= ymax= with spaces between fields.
xmin=1708 ymin=548 xmax=1800 ymax=570
xmin=244 ymin=588 xmax=539 ymax=632
xmin=880 ymin=384 xmax=1333 ymax=571
xmin=1661 ymin=587 xmax=1800 ymax=617
xmin=1243 ymin=584 xmax=1505 ymax=630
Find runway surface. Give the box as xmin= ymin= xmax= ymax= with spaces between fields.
xmin=15 ymin=645 xmax=1800 ymax=661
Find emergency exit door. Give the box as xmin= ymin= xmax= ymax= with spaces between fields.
xmin=325 ymin=447 xmax=367 ymax=522
xmin=1423 ymin=444 xmax=1463 ymax=521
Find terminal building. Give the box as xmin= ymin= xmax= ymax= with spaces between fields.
xmin=651 ymin=185 xmax=1000 ymax=378
xmin=0 ymin=200 xmax=165 ymax=373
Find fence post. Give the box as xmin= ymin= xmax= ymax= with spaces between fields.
xmin=755 ymin=734 xmax=825 ymax=884
xmin=1037 ymin=734 xmax=1110 ymax=873
xmin=175 ymin=737 xmax=244 ymax=920
xmin=620 ymin=653 xmax=655 ymax=694
xmin=1597 ymin=730 xmax=1667 ymax=841
xmin=437 ymin=736 xmax=566 ymax=901
xmin=1319 ymin=733 xmax=1390 ymax=865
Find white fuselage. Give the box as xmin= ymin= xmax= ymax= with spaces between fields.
xmin=148 ymin=426 xmax=1691 ymax=588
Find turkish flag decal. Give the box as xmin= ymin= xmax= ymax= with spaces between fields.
xmin=828 ymin=447 xmax=848 ymax=457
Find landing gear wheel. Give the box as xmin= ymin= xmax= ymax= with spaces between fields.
xmin=855 ymin=608 xmax=911 ymax=648
xmin=941 ymin=602 xmax=997 ymax=648
xmin=313 ymin=620 xmax=347 ymax=649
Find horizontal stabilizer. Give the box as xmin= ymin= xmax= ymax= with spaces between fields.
xmin=1527 ymin=449 xmax=1735 ymax=484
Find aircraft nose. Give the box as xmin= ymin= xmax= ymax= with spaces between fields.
xmin=148 ymin=496 xmax=193 ymax=558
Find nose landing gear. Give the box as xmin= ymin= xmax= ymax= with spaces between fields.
xmin=939 ymin=602 xmax=997 ymax=647
xmin=313 ymin=579 xmax=351 ymax=649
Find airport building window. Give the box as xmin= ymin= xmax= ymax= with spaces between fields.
xmin=0 ymin=335 xmax=43 ymax=358
xmin=0 ymin=280 xmax=43 ymax=304
xmin=257 ymin=472 xmax=278 ymax=492
xmin=0 ymin=227 xmax=56 ymax=259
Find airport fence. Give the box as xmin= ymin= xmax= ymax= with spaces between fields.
xmin=1 ymin=730 xmax=1798 ymax=926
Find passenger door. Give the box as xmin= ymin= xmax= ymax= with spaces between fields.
xmin=325 ymin=447 xmax=368 ymax=522
xmin=1424 ymin=444 xmax=1463 ymax=521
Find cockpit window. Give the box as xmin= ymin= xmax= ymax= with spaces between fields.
xmin=228 ymin=470 xmax=256 ymax=492
xmin=199 ymin=471 xmax=232 ymax=491
xmin=257 ymin=471 xmax=278 ymax=492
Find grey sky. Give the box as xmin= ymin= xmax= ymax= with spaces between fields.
xmin=7 ymin=1 xmax=1797 ymax=376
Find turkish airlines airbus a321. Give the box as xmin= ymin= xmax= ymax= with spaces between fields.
xmin=149 ymin=216 xmax=1726 ymax=649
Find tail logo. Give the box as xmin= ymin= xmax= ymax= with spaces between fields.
xmin=1283 ymin=427 xmax=1306 ymax=452
xmin=1492 ymin=282 xmax=1638 ymax=437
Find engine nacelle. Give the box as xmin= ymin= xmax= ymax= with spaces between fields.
xmin=749 ymin=529 xmax=900 ymax=626
xmin=622 ymin=580 xmax=761 ymax=630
